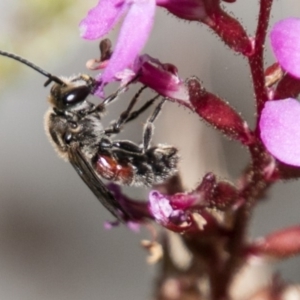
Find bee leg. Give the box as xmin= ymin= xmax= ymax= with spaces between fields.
xmin=106 ymin=94 xmax=160 ymax=135
xmin=102 ymin=75 xmax=140 ymax=106
xmin=113 ymin=86 xmax=147 ymax=129
xmin=142 ymin=98 xmax=166 ymax=151
xmin=104 ymin=86 xmax=146 ymax=135
xmin=89 ymin=75 xmax=141 ymax=115
xmin=124 ymin=95 xmax=160 ymax=124
xmin=111 ymin=140 xmax=143 ymax=153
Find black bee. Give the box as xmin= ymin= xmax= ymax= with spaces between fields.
xmin=0 ymin=51 xmax=179 ymax=221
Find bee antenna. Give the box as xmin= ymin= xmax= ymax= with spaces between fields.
xmin=0 ymin=50 xmax=64 ymax=86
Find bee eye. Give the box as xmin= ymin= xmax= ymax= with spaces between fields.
xmin=62 ymin=85 xmax=91 ymax=106
xmin=63 ymin=132 xmax=73 ymax=144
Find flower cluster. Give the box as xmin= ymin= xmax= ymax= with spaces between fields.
xmin=79 ymin=1 xmax=300 ymax=299
xmin=79 ymin=0 xmax=253 ymax=100
xmin=79 ymin=0 xmax=189 ymax=102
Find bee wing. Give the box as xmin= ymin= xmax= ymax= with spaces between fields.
xmin=68 ymin=146 xmax=129 ymax=222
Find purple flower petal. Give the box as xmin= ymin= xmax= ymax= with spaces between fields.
xmin=101 ymin=0 xmax=156 ymax=83
xmin=260 ymin=98 xmax=300 ymax=166
xmin=79 ymin=0 xmax=128 ymax=39
xmin=137 ymin=56 xmax=189 ymax=102
xmin=94 ymin=54 xmax=189 ymax=101
xmin=270 ymin=18 xmax=300 ymax=78
xmin=148 ymin=191 xmax=173 ymax=225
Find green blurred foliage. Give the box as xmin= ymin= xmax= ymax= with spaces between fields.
xmin=0 ymin=0 xmax=95 ymax=88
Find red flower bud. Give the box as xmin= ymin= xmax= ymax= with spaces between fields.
xmin=211 ymin=181 xmax=238 ymax=210
xmin=205 ymin=6 xmax=253 ymax=56
xmin=187 ymin=77 xmax=254 ymax=145
xmin=195 ymin=172 xmax=216 ymax=200
xmin=251 ymin=226 xmax=300 ymax=259
xmin=195 ymin=173 xmax=238 ymax=210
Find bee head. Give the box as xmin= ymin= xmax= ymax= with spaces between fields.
xmin=49 ymin=74 xmax=97 ymax=111
xmin=0 ymin=51 xmax=99 ymax=112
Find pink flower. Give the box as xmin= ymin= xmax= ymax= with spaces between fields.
xmin=89 ymin=52 xmax=189 ymax=103
xmin=80 ymin=0 xmax=156 ymax=84
xmin=80 ymin=1 xmax=189 ymax=103
xmin=260 ymin=98 xmax=300 ymax=166
xmin=270 ymin=18 xmax=300 ymax=78
xmin=80 ymin=0 xmax=209 ymax=86
xmin=148 ymin=189 xmax=229 ymax=234
xmin=80 ymin=0 xmax=248 ymax=90
xmin=134 ymin=55 xmax=188 ymax=103
xmin=148 ymin=191 xmax=174 ymax=225
xmin=108 ymin=55 xmax=189 ymax=104
xmin=148 ymin=190 xmax=191 ymax=228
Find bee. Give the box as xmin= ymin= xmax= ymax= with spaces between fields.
xmin=0 ymin=51 xmax=179 ymax=221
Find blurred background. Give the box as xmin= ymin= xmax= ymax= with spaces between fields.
xmin=0 ymin=1 xmax=299 ymax=299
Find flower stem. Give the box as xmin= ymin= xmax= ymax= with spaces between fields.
xmin=249 ymin=0 xmax=273 ymax=117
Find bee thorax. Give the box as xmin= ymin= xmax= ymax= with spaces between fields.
xmin=45 ymin=108 xmax=104 ymax=159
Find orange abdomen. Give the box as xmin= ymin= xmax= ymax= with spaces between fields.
xmin=95 ymin=154 xmax=134 ymax=185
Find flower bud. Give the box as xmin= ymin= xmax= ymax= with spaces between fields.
xmin=251 ymin=226 xmax=300 ymax=259
xmin=206 ymin=7 xmax=253 ymax=56
xmin=187 ymin=77 xmax=254 ymax=144
xmin=211 ymin=181 xmax=238 ymax=210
